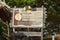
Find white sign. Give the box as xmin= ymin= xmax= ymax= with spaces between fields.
xmin=11 ymin=8 xmax=44 ymax=28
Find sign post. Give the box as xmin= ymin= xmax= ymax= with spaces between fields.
xmin=52 ymin=35 xmax=55 ymax=40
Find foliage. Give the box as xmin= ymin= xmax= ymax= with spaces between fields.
xmin=0 ymin=6 xmax=11 ymax=23
xmin=5 ymin=0 xmax=36 ymax=7
xmin=43 ymin=0 xmax=60 ymax=34
xmin=0 ymin=19 xmax=7 ymax=40
xmin=44 ymin=0 xmax=60 ymax=22
xmin=0 ymin=6 xmax=11 ymax=39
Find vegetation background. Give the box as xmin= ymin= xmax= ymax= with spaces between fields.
xmin=0 ymin=0 xmax=60 ymax=40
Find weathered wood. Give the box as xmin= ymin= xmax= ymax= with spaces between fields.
xmin=14 ymin=31 xmax=42 ymax=37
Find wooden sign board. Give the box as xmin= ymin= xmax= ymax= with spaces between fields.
xmin=11 ymin=8 xmax=44 ymax=28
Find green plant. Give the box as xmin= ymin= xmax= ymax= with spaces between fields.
xmin=5 ymin=0 xmax=36 ymax=7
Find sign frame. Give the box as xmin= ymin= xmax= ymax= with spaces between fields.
xmin=11 ymin=7 xmax=44 ymax=28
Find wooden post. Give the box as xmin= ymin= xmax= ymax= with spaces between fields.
xmin=52 ymin=35 xmax=55 ymax=40
xmin=27 ymin=27 xmax=29 ymax=32
xmin=13 ymin=27 xmax=15 ymax=32
xmin=6 ymin=22 xmax=10 ymax=40
xmin=41 ymin=28 xmax=43 ymax=40
xmin=7 ymin=25 xmax=10 ymax=40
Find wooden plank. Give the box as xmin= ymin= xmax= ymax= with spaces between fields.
xmin=14 ymin=31 xmax=42 ymax=36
